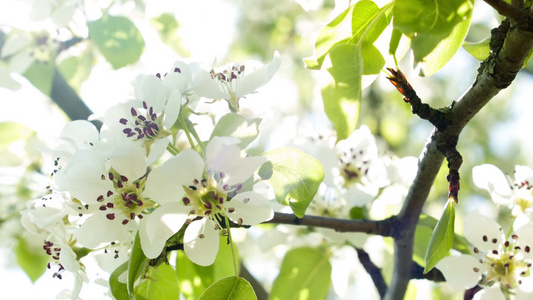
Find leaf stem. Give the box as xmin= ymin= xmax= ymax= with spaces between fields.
xmin=166 ymin=142 xmax=180 ymax=156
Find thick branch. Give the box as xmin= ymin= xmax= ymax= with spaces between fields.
xmin=356 ymin=248 xmax=387 ymax=298
xmin=483 ymin=0 xmax=521 ymax=21
xmin=384 ymin=13 xmax=533 ymax=300
xmin=263 ymin=212 xmax=395 ymax=236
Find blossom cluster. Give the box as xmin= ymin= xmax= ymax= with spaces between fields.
xmin=437 ymin=164 xmax=533 ymax=299
xmin=21 ymin=52 xmax=280 ymax=298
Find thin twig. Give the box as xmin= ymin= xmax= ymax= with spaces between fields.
xmin=355 ymin=248 xmax=387 ymax=298
xmin=483 ymin=0 xmax=522 ymax=20
xmin=263 ymin=212 xmax=395 ymax=236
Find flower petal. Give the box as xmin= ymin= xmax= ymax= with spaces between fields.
xmin=436 ymin=255 xmax=486 ymax=290
xmin=236 ymin=51 xmax=281 ymax=97
xmin=162 ymin=89 xmax=182 ymax=129
xmin=226 ymin=191 xmax=274 ymax=225
xmin=472 ymin=164 xmax=513 ymax=205
xmin=144 ymin=149 xmax=205 ymax=205
xmin=463 ymin=212 xmax=504 ymax=251
xmin=60 ymin=120 xmax=100 ymax=150
xmin=515 ymin=224 xmax=533 ymax=260
xmin=139 ymin=203 xmax=190 ymax=259
xmin=108 ymin=143 xmax=147 ymax=181
xmin=473 ymin=285 xmax=505 ymax=300
xmin=77 ymin=214 xmax=125 ymax=248
xmin=184 ymin=218 xmax=219 ymax=266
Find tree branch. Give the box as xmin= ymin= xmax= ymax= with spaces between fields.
xmin=384 ymin=12 xmax=533 ymax=300
xmin=483 ymin=0 xmax=522 ymax=21
xmin=263 ymin=212 xmax=396 ymax=236
xmin=355 ymin=248 xmax=387 ymax=298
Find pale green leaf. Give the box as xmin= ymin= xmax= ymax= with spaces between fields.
xmin=151 ymin=13 xmax=189 ymax=56
xmin=321 ymin=43 xmax=362 ymax=142
xmin=128 ymin=232 xmax=148 ymax=297
xmin=135 ymin=263 xmax=180 ymax=300
xmin=362 ymin=42 xmax=385 ymax=75
xmin=394 ymin=0 xmax=474 ymax=62
xmin=424 ymin=200 xmax=456 ymax=273
xmin=199 ymin=276 xmax=256 ymax=300
xmin=110 ymin=262 xmax=130 ymax=300
xmin=463 ymin=38 xmax=490 ymax=61
xmin=261 ymin=147 xmax=324 ymax=218
xmin=15 ymin=238 xmax=48 ymax=283
xmin=423 ymin=15 xmax=472 ymax=75
xmin=270 ymin=247 xmax=331 ymax=300
xmin=88 ymin=15 xmax=145 ymax=69
xmin=23 ymin=57 xmax=56 ymax=96
xmin=0 ymin=122 xmax=34 ymax=149
xmin=210 ymin=113 xmax=261 ymax=149
xmin=57 ymin=46 xmax=94 ymax=92
xmin=176 ymin=235 xmax=238 ymax=300
xmin=389 ymin=28 xmax=403 ymax=56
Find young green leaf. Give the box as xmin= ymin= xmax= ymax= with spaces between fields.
xmin=15 ymin=238 xmax=48 ymax=283
xmin=423 ymin=15 xmax=472 ymax=76
xmin=261 ymin=147 xmax=324 ymax=218
xmin=110 ymin=262 xmax=130 ymax=300
xmin=57 ymin=46 xmax=95 ymax=92
xmin=210 ymin=113 xmax=261 ymax=149
xmin=270 ymin=247 xmax=332 ymax=300
xmin=151 ymin=13 xmax=189 ymax=56
xmin=88 ymin=15 xmax=145 ymax=69
xmin=463 ymin=38 xmax=491 ymax=61
xmin=128 ymin=232 xmax=148 ymax=297
xmin=424 ymin=199 xmax=456 ymax=274
xmin=321 ymin=43 xmax=362 ymax=142
xmin=199 ymin=276 xmax=256 ymax=300
xmin=176 ymin=235 xmax=239 ymax=300
xmin=393 ymin=0 xmax=474 ymax=62
xmin=135 ymin=263 xmax=180 ymax=300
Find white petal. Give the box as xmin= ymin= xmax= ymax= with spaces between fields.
xmin=134 ymin=75 xmax=166 ymax=112
xmin=60 ymin=120 xmax=100 ymax=150
xmin=226 ymin=191 xmax=274 ymax=225
xmin=162 ymin=89 xmax=182 ymax=129
xmin=59 ymin=246 xmax=80 ymax=273
xmin=473 ymin=285 xmax=505 ymax=300
xmin=108 ymin=143 xmax=147 ymax=181
xmin=77 ymin=214 xmax=124 ymax=248
xmin=146 ymin=138 xmax=169 ymax=165
xmin=515 ymin=225 xmax=533 ymax=260
xmin=55 ymin=162 xmax=112 ymax=204
xmin=193 ymin=70 xmax=229 ymax=99
xmin=144 ymin=149 xmax=204 ymax=205
xmin=139 ymin=203 xmax=190 ymax=259
xmin=236 ymin=51 xmax=281 ymax=97
xmin=436 ymin=255 xmax=485 ymax=290
xmin=515 ymin=165 xmax=533 ymax=185
xmin=184 ymin=218 xmax=219 ymax=266
xmin=1 ymin=33 xmax=31 ymax=57
xmin=472 ymin=164 xmax=513 ymax=205
xmin=463 ymin=212 xmax=504 ymax=251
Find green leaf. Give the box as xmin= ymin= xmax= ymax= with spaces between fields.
xmin=128 ymin=232 xmax=148 ymax=297
xmin=210 ymin=113 xmax=261 ymax=149
xmin=135 ymin=263 xmax=180 ymax=300
xmin=389 ymin=28 xmax=403 ymax=56
xmin=423 ymin=14 xmax=472 ymax=76
xmin=304 ymin=0 xmax=391 ymax=70
xmin=15 ymin=238 xmax=48 ymax=282
xmin=270 ymin=247 xmax=331 ymax=300
xmin=261 ymin=147 xmax=324 ymax=218
xmin=463 ymin=38 xmax=490 ymax=61
xmin=199 ymin=276 xmax=256 ymax=300
xmin=23 ymin=58 xmax=56 ymax=96
xmin=393 ymin=0 xmax=474 ymax=62
xmin=57 ymin=46 xmax=94 ymax=92
xmin=424 ymin=199 xmax=456 ymax=273
xmin=151 ymin=13 xmax=189 ymax=56
xmin=176 ymin=235 xmax=238 ymax=300
xmin=110 ymin=262 xmax=130 ymax=300
xmin=321 ymin=43 xmax=362 ymax=142
xmin=0 ymin=122 xmax=34 ymax=149
xmin=361 ymin=43 xmax=385 ymax=75
xmin=88 ymin=15 xmax=145 ymax=69
xmin=258 ymin=161 xmax=273 ymax=180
